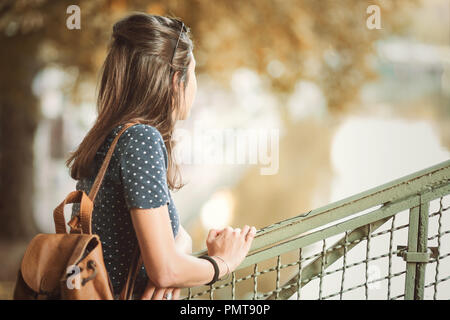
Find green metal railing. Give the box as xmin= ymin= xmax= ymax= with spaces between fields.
xmin=182 ymin=159 xmax=450 ymax=300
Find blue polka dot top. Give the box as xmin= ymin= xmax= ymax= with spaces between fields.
xmin=71 ymin=123 xmax=180 ymax=297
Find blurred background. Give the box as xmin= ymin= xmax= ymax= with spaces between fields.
xmin=0 ymin=0 xmax=449 ymax=299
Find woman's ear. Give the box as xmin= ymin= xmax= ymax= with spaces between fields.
xmin=172 ymin=71 xmax=183 ymax=93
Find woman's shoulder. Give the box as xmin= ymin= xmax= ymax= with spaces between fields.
xmin=113 ymin=123 xmax=161 ymax=137
xmin=113 ymin=123 xmax=168 ymax=168
xmin=114 ymin=123 xmax=165 ymax=148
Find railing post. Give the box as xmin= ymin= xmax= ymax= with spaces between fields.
xmin=415 ymin=200 xmax=429 ymax=300
xmin=404 ymin=205 xmax=420 ymax=300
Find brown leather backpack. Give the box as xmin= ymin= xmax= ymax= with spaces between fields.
xmin=13 ymin=122 xmax=143 ymax=300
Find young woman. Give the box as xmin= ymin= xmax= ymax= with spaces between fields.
xmin=66 ymin=13 xmax=256 ymax=300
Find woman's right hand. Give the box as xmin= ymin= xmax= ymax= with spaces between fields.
xmin=206 ymin=225 xmax=257 ymax=274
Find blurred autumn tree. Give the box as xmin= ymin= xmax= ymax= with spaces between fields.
xmin=0 ymin=0 xmax=414 ymax=241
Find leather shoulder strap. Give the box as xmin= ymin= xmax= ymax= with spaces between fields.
xmin=79 ymin=121 xmax=143 ymax=299
xmin=119 ymin=243 xmax=143 ymax=300
xmin=89 ymin=122 xmax=139 ymax=202
xmin=76 ymin=122 xmax=139 ymax=233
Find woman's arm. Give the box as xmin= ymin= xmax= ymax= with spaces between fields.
xmin=131 ymin=205 xmax=225 ymax=288
xmin=140 ymin=225 xmax=192 ymax=299
xmin=175 ymin=225 xmax=192 ymax=254
xmin=130 ymin=205 xmax=255 ymax=289
xmin=141 ymin=225 xmax=192 ymax=299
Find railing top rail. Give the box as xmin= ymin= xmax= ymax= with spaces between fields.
xmin=193 ymin=159 xmax=450 ymax=257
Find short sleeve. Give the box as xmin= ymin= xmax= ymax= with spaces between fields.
xmin=118 ymin=124 xmax=171 ymax=210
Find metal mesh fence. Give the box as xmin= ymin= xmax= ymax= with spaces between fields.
xmin=424 ymin=196 xmax=450 ymax=299
xmin=181 ymin=162 xmax=450 ymax=300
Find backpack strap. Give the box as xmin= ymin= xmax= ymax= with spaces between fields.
xmin=63 ymin=121 xmax=144 ymax=299
xmin=85 ymin=121 xmax=140 ymax=233
xmin=90 ymin=121 xmax=144 ymax=300
xmin=119 ymin=243 xmax=143 ymax=300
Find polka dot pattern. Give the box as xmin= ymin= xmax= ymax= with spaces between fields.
xmin=71 ymin=123 xmax=180 ymax=297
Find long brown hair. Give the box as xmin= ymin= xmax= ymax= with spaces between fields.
xmin=66 ymin=13 xmax=193 ymax=191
